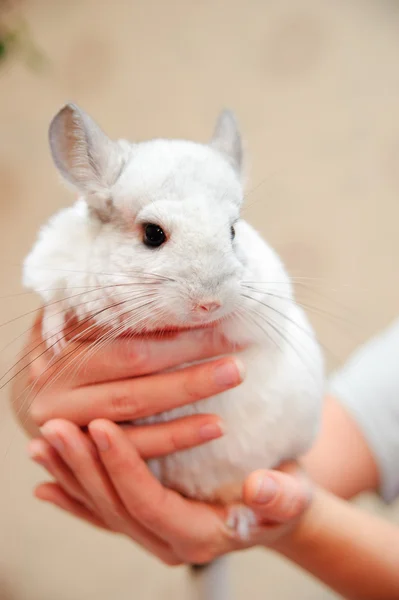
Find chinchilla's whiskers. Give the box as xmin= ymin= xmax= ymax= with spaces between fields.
xmin=121 ymin=297 xmax=167 ymax=333
xmin=0 ymin=284 xmax=157 ymax=384
xmin=242 ymin=283 xmax=362 ymax=352
xmin=241 ymin=301 xmax=318 ymax=375
xmin=42 ymin=290 xmax=158 ymax=380
xmin=242 ymin=291 xmax=313 ymax=346
xmin=241 ymin=283 xmax=354 ymax=329
xmin=0 ymin=284 xmax=126 ymax=302
xmin=241 ymin=291 xmax=342 ymax=368
xmin=9 ymin=297 xmax=138 ymax=417
xmin=0 ymin=284 xmax=114 ymax=332
xmin=293 ymin=281 xmax=361 ymax=319
xmin=0 ymin=290 xmax=150 ymax=391
xmin=77 ymin=300 xmax=162 ymax=378
xmin=23 ymin=264 xmax=175 ymax=282
xmin=242 ymin=278 xmax=358 ymax=316
xmin=14 ymin=294 xmax=160 ymax=420
xmin=49 ymin=296 xmax=170 ymax=402
xmin=245 ymin=276 xmax=340 ymax=283
xmin=0 ymin=284 xmax=131 ymax=356
xmin=0 ymin=274 xmax=169 ymax=302
xmin=63 ymin=295 xmax=159 ymax=387
xmin=0 ymin=267 xmax=173 ymax=358
xmin=242 ymin=302 xmax=302 ymax=359
xmin=235 ymin=307 xmax=284 ymax=355
xmin=0 ymin=278 xmax=168 ymax=359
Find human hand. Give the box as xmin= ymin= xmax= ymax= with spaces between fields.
xmin=29 ymin=419 xmax=311 ymax=565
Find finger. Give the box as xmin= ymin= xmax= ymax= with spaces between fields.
xmin=28 ymin=438 xmax=93 ymax=509
xmin=30 ymin=322 xmax=243 ymax=388
xmin=35 ymin=482 xmax=108 ymax=530
xmin=123 ymin=414 xmax=224 ymax=458
xmin=32 ymin=356 xmax=244 ymax=426
xmin=88 ymin=419 xmax=226 ymax=551
xmin=242 ymin=468 xmax=311 ymax=524
xmin=39 ymin=419 xmax=181 ymax=564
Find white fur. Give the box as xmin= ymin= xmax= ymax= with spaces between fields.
xmin=24 ymin=105 xmax=324 ymax=513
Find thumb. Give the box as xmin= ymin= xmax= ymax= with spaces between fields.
xmin=242 ymin=467 xmax=311 ymax=524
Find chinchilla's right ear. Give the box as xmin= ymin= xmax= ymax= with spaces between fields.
xmin=49 ymin=103 xmax=126 ymax=220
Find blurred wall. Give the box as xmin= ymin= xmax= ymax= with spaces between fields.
xmin=0 ymin=1 xmax=399 ymax=598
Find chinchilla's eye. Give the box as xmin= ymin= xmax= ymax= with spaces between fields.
xmin=230 ymin=225 xmax=236 ymax=240
xmin=143 ymin=223 xmax=166 ymax=247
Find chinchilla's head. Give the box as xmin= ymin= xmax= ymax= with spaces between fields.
xmin=43 ymin=103 xmax=259 ymax=333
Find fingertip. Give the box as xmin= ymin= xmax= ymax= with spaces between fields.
xmin=88 ymin=419 xmax=115 ymax=446
xmin=40 ymin=418 xmax=73 ymax=436
xmin=213 ymin=357 xmax=245 ymax=388
xmin=198 ymin=420 xmax=225 ymax=441
xmin=34 ymin=482 xmax=54 ymax=501
xmin=34 ymin=487 xmax=45 ymax=501
xmin=88 ymin=418 xmax=113 ymax=432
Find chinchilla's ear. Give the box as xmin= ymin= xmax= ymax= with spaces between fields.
xmin=49 ymin=103 xmax=126 ymax=220
xmin=210 ymin=109 xmax=242 ymax=175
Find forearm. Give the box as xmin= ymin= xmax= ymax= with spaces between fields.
xmin=302 ymin=395 xmax=379 ymax=499
xmin=273 ymin=487 xmax=399 ymax=600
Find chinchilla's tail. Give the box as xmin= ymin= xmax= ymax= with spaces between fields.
xmin=189 ymin=556 xmax=231 ymax=600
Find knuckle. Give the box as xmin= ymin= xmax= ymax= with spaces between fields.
xmin=161 ymin=555 xmax=182 ymax=567
xmin=103 ymin=513 xmax=126 ymax=534
xmin=183 ymin=546 xmax=213 ymax=565
xmin=106 ymin=452 xmax=134 ymax=478
xmin=110 ymin=391 xmax=142 ymax=420
xmin=168 ymin=428 xmax=188 ymax=452
xmin=135 ymin=500 xmax=160 ymax=526
xmin=283 ymin=492 xmax=308 ymax=520
xmin=135 ymin=486 xmax=169 ymax=527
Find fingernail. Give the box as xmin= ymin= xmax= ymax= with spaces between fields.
xmin=40 ymin=425 xmax=64 ymax=453
xmin=90 ymin=428 xmax=109 ymax=452
xmin=253 ymin=475 xmax=279 ymax=503
xmin=199 ymin=421 xmax=225 ymax=441
xmin=214 ymin=358 xmax=245 ymax=386
xmin=27 ymin=440 xmax=43 ymax=460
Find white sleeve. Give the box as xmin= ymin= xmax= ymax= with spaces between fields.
xmin=328 ymin=317 xmax=399 ymax=502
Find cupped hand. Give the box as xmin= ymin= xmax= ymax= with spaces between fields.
xmin=29 ymin=419 xmax=311 ymax=566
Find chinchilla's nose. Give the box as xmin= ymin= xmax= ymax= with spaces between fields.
xmin=192 ymin=299 xmax=222 ymax=314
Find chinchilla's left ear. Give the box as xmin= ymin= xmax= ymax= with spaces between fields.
xmin=49 ymin=103 xmax=126 ymax=220
xmin=210 ymin=109 xmax=243 ymax=175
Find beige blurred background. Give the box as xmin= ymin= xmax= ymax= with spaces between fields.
xmin=0 ymin=0 xmax=399 ymax=598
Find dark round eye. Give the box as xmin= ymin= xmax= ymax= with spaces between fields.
xmin=230 ymin=225 xmax=236 ymax=240
xmin=143 ymin=223 xmax=166 ymax=247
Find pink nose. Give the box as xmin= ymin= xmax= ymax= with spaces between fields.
xmin=194 ymin=300 xmax=222 ymax=313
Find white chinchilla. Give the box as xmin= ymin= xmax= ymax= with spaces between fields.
xmin=23 ymin=104 xmax=324 ymax=538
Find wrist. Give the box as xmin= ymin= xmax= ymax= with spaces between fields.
xmin=269 ymin=485 xmax=326 ymax=556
